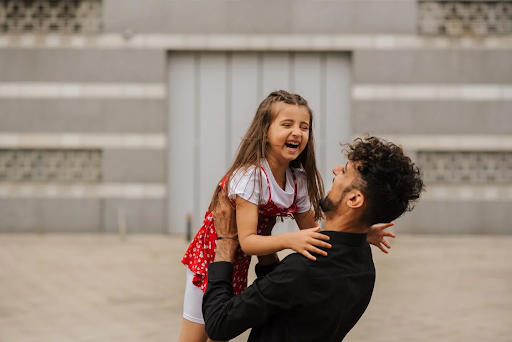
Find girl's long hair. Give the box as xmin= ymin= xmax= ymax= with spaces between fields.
xmin=209 ymin=90 xmax=325 ymax=221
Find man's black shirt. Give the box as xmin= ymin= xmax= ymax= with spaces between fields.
xmin=203 ymin=231 xmax=376 ymax=342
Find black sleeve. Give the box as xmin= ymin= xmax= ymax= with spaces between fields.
xmin=202 ymin=256 xmax=309 ymax=341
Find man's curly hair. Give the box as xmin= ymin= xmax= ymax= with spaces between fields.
xmin=344 ymin=135 xmax=425 ymax=226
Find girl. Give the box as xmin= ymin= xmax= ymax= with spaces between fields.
xmin=178 ymin=90 xmax=392 ymax=342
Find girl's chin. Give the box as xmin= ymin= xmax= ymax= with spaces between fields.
xmin=271 ymin=148 xmax=303 ymax=162
xmin=282 ymin=153 xmax=301 ymax=162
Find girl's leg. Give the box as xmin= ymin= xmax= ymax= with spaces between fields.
xmin=177 ymin=319 xmax=229 ymax=342
xmin=179 ymin=268 xmax=209 ymax=342
xmin=180 ymin=269 xmax=229 ymax=342
xmin=177 ymin=318 xmax=208 ymax=342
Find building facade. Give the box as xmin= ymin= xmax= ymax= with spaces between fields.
xmin=0 ymin=0 xmax=511 ymax=234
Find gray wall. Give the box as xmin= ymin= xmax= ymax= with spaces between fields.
xmin=352 ymin=50 xmax=512 ymax=135
xmin=0 ymin=45 xmax=168 ymax=233
xmin=104 ymin=0 xmax=417 ymax=35
xmin=0 ymin=0 xmax=510 ymax=234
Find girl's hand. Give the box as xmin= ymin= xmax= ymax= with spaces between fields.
xmin=367 ymin=222 xmax=395 ymax=254
xmin=285 ymin=227 xmax=331 ymax=261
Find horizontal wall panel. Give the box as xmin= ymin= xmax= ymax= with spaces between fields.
xmin=354 ymin=51 xmax=512 ymax=84
xmin=0 ymin=83 xmax=166 ymax=99
xmin=422 ymin=185 xmax=512 ymax=201
xmin=395 ymin=200 xmax=512 ymax=234
xmin=103 ymin=149 xmax=165 ymax=183
xmin=0 ymin=49 xmax=166 ymax=83
xmin=0 ymin=99 xmax=165 ymax=133
xmin=352 ymin=85 xmax=512 ymax=101
xmin=353 ymin=101 xmax=512 ymax=135
xmin=0 ymin=134 xmax=165 ymax=149
xmin=0 ymin=183 xmax=165 ymax=199
xmin=103 ymin=199 xmax=165 ymax=233
xmin=0 ymin=199 xmax=39 ymax=232
xmin=0 ymin=198 xmax=165 ymax=233
xmin=104 ymin=0 xmax=229 ymax=34
xmin=0 ymin=199 xmax=100 ymax=232
xmin=1 ymin=34 xmax=512 ymax=51
xmin=349 ymin=134 xmax=512 ymax=151
xmin=348 ymin=1 xmax=416 ymax=34
xmin=104 ymin=0 xmax=416 ymax=34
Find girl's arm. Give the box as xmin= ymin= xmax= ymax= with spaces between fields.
xmin=236 ymin=196 xmax=331 ymax=260
xmin=235 ymin=196 xmax=287 ymax=256
xmin=256 ymin=217 xmax=279 ymax=266
xmin=296 ymin=209 xmax=397 ymax=254
xmin=293 ymin=209 xmax=318 ymax=230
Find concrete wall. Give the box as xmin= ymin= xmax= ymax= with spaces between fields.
xmin=0 ymin=0 xmax=510 ymax=234
xmin=352 ymin=50 xmax=512 ymax=135
xmin=103 ymin=0 xmax=417 ymax=35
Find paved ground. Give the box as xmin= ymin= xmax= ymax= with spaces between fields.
xmin=0 ymin=234 xmax=511 ymax=342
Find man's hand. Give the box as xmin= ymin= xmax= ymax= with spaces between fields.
xmin=212 ymin=187 xmax=239 ymax=263
xmin=367 ymin=222 xmax=396 ymax=254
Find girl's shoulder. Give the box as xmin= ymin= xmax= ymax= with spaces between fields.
xmin=232 ymin=164 xmax=256 ymax=176
xmin=231 ymin=164 xmax=265 ymax=179
xmin=228 ymin=163 xmax=268 ymax=205
xmin=229 ymin=164 xmax=269 ymax=187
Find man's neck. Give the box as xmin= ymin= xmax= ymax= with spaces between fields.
xmin=323 ymin=213 xmax=368 ymax=234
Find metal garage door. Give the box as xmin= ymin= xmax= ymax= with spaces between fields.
xmin=167 ymin=52 xmax=351 ymax=234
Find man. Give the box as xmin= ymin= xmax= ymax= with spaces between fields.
xmin=203 ymin=136 xmax=425 ymax=342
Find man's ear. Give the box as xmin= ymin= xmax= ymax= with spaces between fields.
xmin=346 ymin=190 xmax=364 ymax=209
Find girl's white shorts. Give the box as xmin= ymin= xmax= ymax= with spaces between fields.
xmin=183 ymin=268 xmax=205 ymax=324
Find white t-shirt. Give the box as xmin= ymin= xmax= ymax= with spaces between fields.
xmin=227 ymin=159 xmax=311 ymax=214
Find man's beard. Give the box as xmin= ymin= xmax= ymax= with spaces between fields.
xmin=319 ymin=188 xmax=351 ymax=213
xmin=319 ymin=195 xmax=342 ymax=213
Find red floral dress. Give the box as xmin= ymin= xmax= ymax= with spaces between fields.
xmin=181 ymin=167 xmax=298 ymax=296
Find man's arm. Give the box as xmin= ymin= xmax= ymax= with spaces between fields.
xmin=205 ymin=188 xmax=308 ymax=340
xmin=203 ymin=253 xmax=308 ymax=341
xmin=211 ymin=186 xmax=279 ymax=277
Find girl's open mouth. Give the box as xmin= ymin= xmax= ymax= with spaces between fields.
xmin=285 ymin=141 xmax=300 ymax=150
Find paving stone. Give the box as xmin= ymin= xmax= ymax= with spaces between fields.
xmin=0 ymin=234 xmax=510 ymax=342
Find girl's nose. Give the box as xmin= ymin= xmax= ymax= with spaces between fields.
xmin=332 ymin=165 xmax=343 ymax=176
xmin=292 ymin=127 xmax=302 ymax=136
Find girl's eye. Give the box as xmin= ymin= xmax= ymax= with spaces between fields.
xmin=283 ymin=123 xmax=291 ymax=127
xmin=301 ymin=126 xmax=309 ymax=130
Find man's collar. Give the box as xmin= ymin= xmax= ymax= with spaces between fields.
xmin=321 ymin=230 xmax=367 ymax=247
